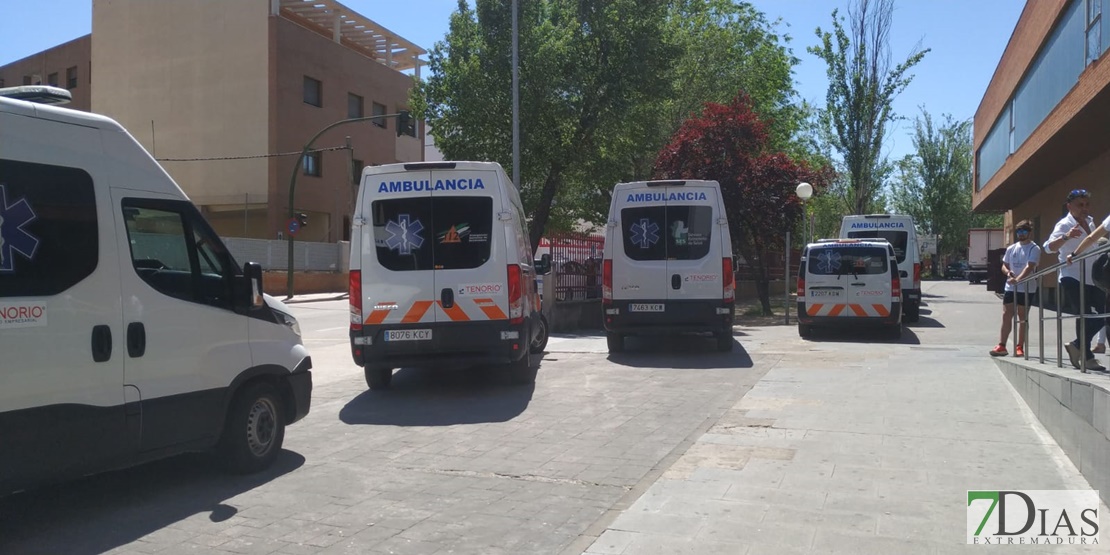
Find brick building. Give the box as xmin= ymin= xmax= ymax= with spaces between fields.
xmin=0 ymin=0 xmax=425 ymax=242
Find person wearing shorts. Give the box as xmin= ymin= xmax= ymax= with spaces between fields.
xmin=1046 ymin=189 xmax=1106 ymax=370
xmin=991 ymin=220 xmax=1041 ymax=357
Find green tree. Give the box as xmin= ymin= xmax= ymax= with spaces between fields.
xmin=809 ymin=0 xmax=929 ymax=215
xmin=416 ymin=0 xmax=675 ymax=250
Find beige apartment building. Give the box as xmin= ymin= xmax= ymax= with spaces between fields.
xmin=0 ymin=0 xmax=425 ymax=242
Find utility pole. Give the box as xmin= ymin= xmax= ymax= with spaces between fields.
xmin=512 ymin=0 xmax=520 ymax=190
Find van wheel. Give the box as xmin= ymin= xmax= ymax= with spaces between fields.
xmin=530 ymin=315 xmax=549 ymax=354
xmin=606 ymin=332 xmax=624 ymax=353
xmin=715 ymin=330 xmax=733 ymax=352
xmin=798 ymin=324 xmax=813 ymax=339
xmin=218 ymin=381 xmax=285 ymax=474
xmin=904 ymin=302 xmax=920 ymax=323
xmin=364 ymin=366 xmax=393 ymax=390
xmin=507 ymin=351 xmax=536 ymax=385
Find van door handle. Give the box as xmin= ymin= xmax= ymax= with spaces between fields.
xmin=441 ymin=288 xmax=454 ymax=309
xmin=127 ymin=322 xmax=146 ymax=358
xmin=91 ymin=325 xmax=112 ymax=363
xmin=672 ymin=274 xmax=681 ymax=290
xmin=851 ymin=282 xmax=866 ymax=287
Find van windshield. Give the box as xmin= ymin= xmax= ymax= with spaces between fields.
xmin=372 ymin=196 xmax=493 ymax=271
xmin=846 ymin=230 xmax=907 ymax=264
xmin=807 ymin=247 xmax=889 ymax=276
xmin=621 ymin=205 xmax=712 ymax=261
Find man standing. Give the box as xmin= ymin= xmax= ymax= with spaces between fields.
xmin=1044 ymin=189 xmax=1105 ymax=371
xmin=990 ymin=220 xmax=1040 ymax=358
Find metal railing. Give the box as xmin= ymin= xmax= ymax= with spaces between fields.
xmin=1012 ymin=240 xmax=1110 ymax=373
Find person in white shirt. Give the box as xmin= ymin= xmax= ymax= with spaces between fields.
xmin=1046 ymin=188 xmax=1106 ymax=371
xmin=990 ymin=220 xmax=1041 ymax=357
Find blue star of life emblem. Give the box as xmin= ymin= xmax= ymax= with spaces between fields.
xmin=816 ymin=250 xmax=841 ymax=273
xmin=630 ymin=218 xmax=660 ymax=249
xmin=385 ymin=214 xmax=425 ymax=255
xmin=0 ymin=184 xmax=40 ymax=273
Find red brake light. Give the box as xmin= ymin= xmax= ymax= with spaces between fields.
xmin=913 ymin=263 xmax=921 ymax=284
xmin=722 ymin=258 xmax=734 ymax=302
xmin=349 ymin=270 xmax=362 ymax=331
xmin=602 ymin=259 xmax=613 ymax=304
xmin=892 ymin=274 xmax=901 ymax=300
xmin=508 ymin=264 xmax=523 ymax=324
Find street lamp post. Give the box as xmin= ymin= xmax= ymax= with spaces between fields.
xmin=285 ymin=111 xmax=412 ymax=299
xmin=795 ymin=182 xmax=813 ymax=245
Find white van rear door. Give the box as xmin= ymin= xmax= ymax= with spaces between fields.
xmin=429 ymin=170 xmax=507 ymax=324
xmin=363 ymin=171 xmax=437 ymax=327
xmin=805 ymin=244 xmax=892 ymax=318
xmin=665 ymin=183 xmax=721 ymax=301
xmin=614 ymin=189 xmax=669 ymax=301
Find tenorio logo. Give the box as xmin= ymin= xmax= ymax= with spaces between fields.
xmin=0 ymin=303 xmax=47 ymax=329
xmin=967 ymin=490 xmax=1099 ymax=545
xmin=458 ymin=283 xmax=503 ymax=296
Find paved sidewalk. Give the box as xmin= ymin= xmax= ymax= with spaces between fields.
xmin=578 ymin=284 xmax=1110 ymax=554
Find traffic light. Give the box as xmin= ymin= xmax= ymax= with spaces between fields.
xmin=296 ymin=212 xmax=308 ymax=228
xmin=397 ymin=110 xmax=414 ymax=137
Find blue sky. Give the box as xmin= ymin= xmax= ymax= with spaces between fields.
xmin=0 ymin=0 xmax=1024 ymax=162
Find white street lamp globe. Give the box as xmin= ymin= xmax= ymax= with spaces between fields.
xmin=796 ymin=182 xmax=813 ymax=200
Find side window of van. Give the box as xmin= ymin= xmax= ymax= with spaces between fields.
xmin=372 ymin=197 xmax=493 ymax=271
xmin=121 ymin=200 xmax=236 ymax=309
xmin=0 ymin=159 xmax=98 ymax=298
xmin=621 ymin=205 xmax=712 ymax=261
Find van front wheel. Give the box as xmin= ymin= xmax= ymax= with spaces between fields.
xmin=364 ymin=366 xmax=393 ymax=390
xmin=218 ymin=381 xmax=285 ymax=474
xmin=530 ymin=315 xmax=549 ymax=354
xmin=607 ymin=332 xmax=624 ymax=353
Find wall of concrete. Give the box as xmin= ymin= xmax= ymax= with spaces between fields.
xmin=263 ymin=270 xmax=346 ymax=296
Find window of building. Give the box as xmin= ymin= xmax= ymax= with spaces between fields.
xmin=1088 ymin=0 xmax=1102 ymax=65
xmin=22 ymin=75 xmax=32 ymax=86
xmin=66 ymin=66 xmax=77 ymax=89
xmin=352 ymin=159 xmax=363 ymax=184
xmin=398 ymin=106 xmax=417 ymax=137
xmin=0 ymin=159 xmax=99 ymax=298
xmin=0 ymin=78 xmax=5 ymax=87
xmin=372 ymin=102 xmax=387 ymax=128
xmin=348 ymin=93 xmax=363 ymax=119
xmin=47 ymin=73 xmax=58 ymax=87
xmin=1007 ymin=99 xmax=1016 ymax=154
xmin=303 ymin=152 xmax=321 ymax=177
xmin=303 ymin=76 xmax=322 ymax=107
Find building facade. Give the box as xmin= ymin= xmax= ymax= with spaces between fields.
xmin=974 ymin=0 xmax=1110 ymax=243
xmin=0 ymin=0 xmax=425 ymax=242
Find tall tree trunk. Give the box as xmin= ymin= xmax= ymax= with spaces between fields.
xmin=529 ymin=162 xmax=566 ymax=253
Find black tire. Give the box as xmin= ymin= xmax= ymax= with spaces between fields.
xmin=218 ymin=381 xmax=285 ymax=474
xmin=530 ymin=315 xmax=549 ymax=354
xmin=887 ymin=324 xmax=903 ymax=340
xmin=364 ymin=366 xmax=393 ymax=390
xmin=507 ymin=351 xmax=536 ymax=385
xmin=716 ymin=330 xmax=733 ymax=352
xmin=798 ymin=324 xmax=813 ymax=339
xmin=606 ymin=332 xmax=624 ymax=353
xmin=904 ymin=301 xmax=920 ymax=323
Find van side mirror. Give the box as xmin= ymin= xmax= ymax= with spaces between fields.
xmin=535 ymin=254 xmax=552 ymax=275
xmin=244 ymin=262 xmax=264 ymax=309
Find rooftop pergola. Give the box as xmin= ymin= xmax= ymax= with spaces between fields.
xmin=275 ymin=0 xmax=426 ymax=74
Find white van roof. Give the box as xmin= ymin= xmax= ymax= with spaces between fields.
xmin=364 ymin=160 xmax=507 ymax=175
xmin=613 ymin=179 xmax=717 ymax=191
xmin=0 ymin=95 xmax=125 ymax=132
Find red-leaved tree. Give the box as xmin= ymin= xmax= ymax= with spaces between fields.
xmin=654 ymin=94 xmax=833 ymax=315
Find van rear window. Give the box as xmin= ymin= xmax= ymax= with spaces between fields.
xmin=807 ymin=247 xmax=889 ymax=275
xmin=621 ymin=205 xmax=712 ymax=261
xmin=372 ymin=196 xmax=492 ymax=271
xmin=846 ymin=230 xmax=907 ymax=263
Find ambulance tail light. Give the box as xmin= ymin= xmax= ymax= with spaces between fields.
xmin=722 ymin=257 xmax=734 ymax=302
xmin=349 ymin=270 xmax=362 ymax=332
xmin=602 ymin=259 xmax=613 ymax=304
xmin=508 ymin=264 xmax=524 ymax=324
xmin=892 ymin=273 xmax=902 ymax=302
xmin=913 ymin=262 xmax=921 ymax=285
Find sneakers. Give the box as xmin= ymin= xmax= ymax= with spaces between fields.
xmin=1015 ymin=345 xmax=1025 ymax=358
xmin=1095 ymin=344 xmax=1107 ymax=354
xmin=1066 ymin=343 xmax=1082 ymax=369
xmin=989 ymin=344 xmax=1008 ymax=357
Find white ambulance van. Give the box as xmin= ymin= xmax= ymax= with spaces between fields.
xmin=796 ymin=239 xmax=902 ymax=339
xmin=0 ymin=87 xmax=312 ymax=496
xmin=602 ymin=180 xmax=735 ymax=353
xmin=839 ymin=214 xmax=922 ymax=322
xmin=348 ymin=161 xmax=545 ymax=389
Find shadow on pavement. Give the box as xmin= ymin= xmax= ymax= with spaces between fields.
xmin=339 ymin=365 xmax=536 ymax=426
xmin=907 ymin=314 xmax=945 ymax=328
xmin=0 ymin=450 xmax=305 ymax=555
xmin=606 ymin=334 xmax=755 ymax=369
xmin=805 ymin=325 xmax=922 ymax=345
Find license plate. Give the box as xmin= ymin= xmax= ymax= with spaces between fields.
xmin=809 ymin=290 xmax=838 ymax=297
xmin=629 ymin=303 xmax=665 ymax=312
xmin=385 ymin=329 xmax=432 ymax=342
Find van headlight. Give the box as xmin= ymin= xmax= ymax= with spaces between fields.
xmin=274 ymin=310 xmax=302 ymax=337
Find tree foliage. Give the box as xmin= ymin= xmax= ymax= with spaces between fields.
xmin=809 ymin=0 xmax=928 ymax=215
xmin=891 ymin=109 xmax=1002 ymax=261
xmin=416 ymin=0 xmax=807 ymax=249
xmin=654 ymin=95 xmax=833 ymax=314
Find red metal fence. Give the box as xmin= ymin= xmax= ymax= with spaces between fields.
xmin=538 ymin=233 xmax=605 ymax=302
